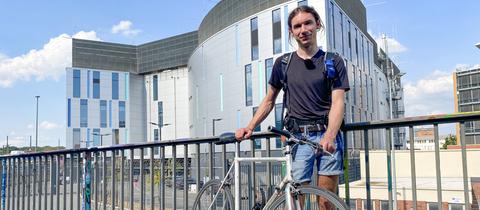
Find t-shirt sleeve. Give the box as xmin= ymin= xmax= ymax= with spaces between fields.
xmin=268 ymin=56 xmax=284 ymax=89
xmin=332 ymin=54 xmax=350 ymax=92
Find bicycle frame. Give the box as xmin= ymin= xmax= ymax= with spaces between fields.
xmin=229 ymin=141 xmax=295 ymax=210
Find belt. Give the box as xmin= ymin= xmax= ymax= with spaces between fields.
xmin=297 ymin=124 xmax=326 ymax=133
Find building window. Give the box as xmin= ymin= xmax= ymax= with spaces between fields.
xmin=154 ymin=129 xmax=159 ymax=141
xmin=355 ymin=29 xmax=359 ymax=66
xmin=352 ymin=66 xmax=356 ymax=105
xmin=158 ymin=101 xmax=163 ymax=126
xmin=100 ymin=100 xmax=107 ymax=128
xmin=245 ymin=64 xmax=253 ymax=106
xmin=67 ymin=98 xmax=71 ymax=127
xmin=80 ymin=99 xmax=88 ymax=127
xmin=119 ymin=101 xmax=126 ymax=128
xmin=274 ymin=103 xmax=284 ymax=148
xmin=272 ymin=9 xmax=282 ymax=54
xmin=340 ymin=12 xmax=344 ymax=55
xmin=283 ymin=5 xmax=290 ymax=52
xmin=93 ymin=128 xmax=100 ymax=146
xmin=109 ymin=100 xmax=112 ymax=128
xmin=73 ymin=69 xmax=81 ymax=98
xmin=153 ymin=75 xmax=158 ymax=101
xmin=250 ymin=17 xmax=259 ymax=61
xmin=253 ymin=106 xmax=261 ymax=149
xmin=112 ymin=73 xmax=119 ymax=100
xmin=427 ymin=202 xmax=439 ymax=210
xmin=298 ymin=0 xmax=308 ymax=6
xmin=220 ymin=74 xmax=224 ymax=111
xmin=93 ymin=71 xmax=100 ymax=99
xmin=73 ymin=128 xmax=81 ymax=149
xmin=265 ymin=58 xmax=273 ymax=92
xmin=87 ymin=70 xmax=90 ymax=98
xmin=380 ymin=201 xmax=389 ymax=210
xmin=347 ymin=21 xmax=352 ymax=60
xmin=449 ymin=204 xmax=463 ymax=210
xmin=330 ymin=2 xmax=335 ymax=49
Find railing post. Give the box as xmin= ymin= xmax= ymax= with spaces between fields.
xmin=140 ymin=148 xmax=144 ymax=210
xmin=120 ymin=149 xmax=125 ymax=210
xmin=77 ymin=153 xmax=81 ymax=210
xmin=386 ymin=128 xmax=393 ymax=209
xmin=363 ymin=129 xmax=372 ymax=210
xmin=94 ymin=152 xmax=99 ymax=210
xmin=129 ymin=149 xmax=134 ymax=210
xmin=183 ymin=144 xmax=188 ymax=210
xmin=150 ymin=147 xmax=155 ymax=210
xmin=160 ymin=147 xmax=165 ymax=210
xmin=265 ymin=137 xmax=272 ymax=198
xmin=433 ymin=124 xmax=443 ymax=208
xmin=111 ymin=150 xmax=116 ymax=210
xmin=62 ymin=154 xmax=66 ymax=210
xmin=84 ymin=152 xmax=92 ymax=210
xmin=344 ymin=130 xmax=350 ymax=207
xmin=56 ymin=155 xmax=60 ymax=210
xmin=250 ymin=138 xmax=256 ymax=209
xmin=409 ymin=126 xmax=418 ymax=210
xmin=460 ymin=122 xmax=471 ymax=210
xmin=7 ymin=158 xmax=11 ymax=210
xmin=69 ymin=154 xmax=73 ymax=210
xmin=172 ymin=145 xmax=177 ymax=210
xmin=11 ymin=158 xmax=15 ymax=210
xmin=103 ymin=151 xmax=107 ymax=210
xmin=32 ymin=157 xmax=36 ymax=210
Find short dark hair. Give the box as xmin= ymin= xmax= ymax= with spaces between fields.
xmin=287 ymin=5 xmax=322 ymax=29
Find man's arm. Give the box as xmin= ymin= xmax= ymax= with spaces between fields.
xmin=320 ymin=89 xmax=345 ymax=152
xmin=235 ymin=85 xmax=281 ymax=140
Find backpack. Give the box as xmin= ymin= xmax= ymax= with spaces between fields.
xmin=278 ymin=51 xmax=338 ymax=128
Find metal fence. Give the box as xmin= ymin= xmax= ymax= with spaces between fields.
xmin=0 ymin=112 xmax=478 ymax=210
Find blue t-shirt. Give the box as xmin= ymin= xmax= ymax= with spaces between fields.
xmin=268 ymin=49 xmax=350 ymax=120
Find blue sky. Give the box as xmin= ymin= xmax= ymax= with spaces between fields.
xmin=0 ymin=0 xmax=479 ymax=147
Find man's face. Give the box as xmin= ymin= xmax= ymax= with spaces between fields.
xmin=289 ymin=11 xmax=321 ymax=48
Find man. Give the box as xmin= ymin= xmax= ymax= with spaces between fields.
xmin=235 ymin=5 xmax=350 ymax=209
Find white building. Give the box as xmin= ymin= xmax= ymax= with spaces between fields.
xmin=67 ymin=0 xmax=405 ymax=154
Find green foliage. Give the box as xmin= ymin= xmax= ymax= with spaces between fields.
xmin=442 ymin=134 xmax=457 ymax=149
xmin=0 ymin=146 xmax=65 ymax=155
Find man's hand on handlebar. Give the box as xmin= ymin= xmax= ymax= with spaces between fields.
xmin=235 ymin=127 xmax=253 ymax=141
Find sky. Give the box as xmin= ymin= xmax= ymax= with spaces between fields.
xmin=0 ymin=0 xmax=479 ymax=147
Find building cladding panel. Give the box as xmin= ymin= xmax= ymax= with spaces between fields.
xmin=198 ymin=0 xmax=290 ymax=44
xmin=137 ymin=31 xmax=198 ymax=74
xmin=73 ymin=39 xmax=137 ymax=73
xmin=72 ymin=31 xmax=198 ymax=75
xmin=455 ymin=67 xmax=480 ymax=145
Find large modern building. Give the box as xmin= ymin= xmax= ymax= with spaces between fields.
xmin=66 ymin=0 xmax=405 ymax=153
xmin=453 ymin=65 xmax=480 ymax=145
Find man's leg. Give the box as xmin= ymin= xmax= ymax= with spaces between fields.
xmin=317 ymin=175 xmax=339 ymax=210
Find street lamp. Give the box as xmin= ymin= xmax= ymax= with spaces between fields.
xmin=35 ymin=95 xmax=40 ymax=152
xmin=212 ymin=118 xmax=223 ymax=136
xmin=149 ymin=122 xmax=171 ymax=141
xmin=92 ymin=132 xmax=111 ymax=146
xmin=476 ymin=42 xmax=480 ymax=49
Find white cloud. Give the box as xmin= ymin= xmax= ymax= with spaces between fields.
xmin=374 ymin=36 xmax=407 ymax=54
xmin=111 ymin=20 xmax=141 ymax=36
xmin=403 ymin=70 xmax=454 ymax=117
xmin=40 ymin=121 xmax=62 ymax=130
xmin=0 ymin=31 xmax=100 ymax=88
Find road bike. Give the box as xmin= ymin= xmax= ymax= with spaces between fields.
xmin=192 ymin=126 xmax=348 ymax=210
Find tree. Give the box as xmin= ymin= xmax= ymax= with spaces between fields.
xmin=442 ymin=134 xmax=457 ymax=149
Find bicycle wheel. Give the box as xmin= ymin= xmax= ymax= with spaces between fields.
xmin=264 ymin=186 xmax=348 ymax=210
xmin=192 ymin=179 xmax=234 ymax=210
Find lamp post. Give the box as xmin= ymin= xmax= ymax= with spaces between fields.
xmin=476 ymin=42 xmax=480 ymax=49
xmin=35 ymin=95 xmax=40 ymax=152
xmin=149 ymin=122 xmax=171 ymax=141
xmin=92 ymin=133 xmax=111 ymax=146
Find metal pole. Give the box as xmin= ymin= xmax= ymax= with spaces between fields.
xmin=150 ymin=147 xmax=154 ymax=210
xmin=183 ymin=145 xmax=188 ymax=210
xmin=120 ymin=150 xmax=125 ymax=210
xmin=129 ymin=149 xmax=134 ymax=210
xmin=172 ymin=146 xmax=177 ymax=210
xmin=160 ymin=147 xmax=165 ymax=210
xmin=383 ymin=34 xmax=397 ymax=209
xmin=111 ymin=150 xmax=116 ymax=210
xmin=433 ymin=124 xmax=443 ymax=208
xmin=35 ymin=95 xmax=39 ymax=152
xmin=460 ymin=122 xmax=471 ymax=210
xmin=364 ymin=129 xmax=372 ymax=210
xmin=409 ymin=126 xmax=418 ymax=210
xmin=386 ymin=128 xmax=393 ymax=209
xmin=32 ymin=157 xmax=36 ymax=210
xmin=140 ymin=148 xmax=144 ymax=210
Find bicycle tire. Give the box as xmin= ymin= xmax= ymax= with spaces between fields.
xmin=192 ymin=179 xmax=234 ymax=210
xmin=264 ymin=186 xmax=348 ymax=210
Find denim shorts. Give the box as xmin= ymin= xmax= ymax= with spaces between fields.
xmin=291 ymin=131 xmax=344 ymax=183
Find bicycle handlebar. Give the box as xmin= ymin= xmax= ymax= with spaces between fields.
xmin=267 ymin=126 xmax=291 ymax=138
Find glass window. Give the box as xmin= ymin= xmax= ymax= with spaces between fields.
xmin=251 ymin=17 xmax=259 ymax=60
xmin=153 ymin=75 xmax=158 ymax=101
xmin=87 ymin=70 xmax=90 ymax=98
xmin=348 ymin=199 xmax=356 ymax=209
xmin=93 ymin=71 xmax=100 ymax=99
xmin=119 ymin=101 xmax=126 ymax=128
xmin=158 ymin=101 xmax=163 ymax=126
xmin=73 ymin=128 xmax=81 ymax=149
xmin=348 ymin=21 xmax=352 ymax=60
xmin=274 ymin=103 xmax=284 ymax=148
xmin=109 ymin=100 xmax=112 ymax=128
xmin=80 ymin=99 xmax=88 ymax=127
xmin=272 ymin=9 xmax=282 ymax=54
xmin=245 ymin=64 xmax=253 ymax=106
xmin=330 ymin=2 xmax=335 ymax=49
xmin=73 ymin=69 xmax=81 ymax=98
xmin=67 ymin=98 xmax=71 ymax=127
xmin=154 ymin=129 xmax=159 ymax=141
xmin=298 ymin=0 xmax=307 ymax=6
xmin=380 ymin=200 xmax=389 ymax=210
xmin=265 ymin=58 xmax=273 ymax=92
xmin=100 ymin=100 xmax=107 ymax=128
xmin=93 ymin=128 xmax=100 ymax=146
xmin=428 ymin=202 xmax=439 ymax=210
xmin=112 ymin=73 xmax=119 ymax=100
xmin=154 ymin=128 xmax=160 ymax=154
xmin=449 ymin=204 xmax=464 ymax=210
xmin=340 ymin=12 xmax=344 ymax=55
xmin=355 ymin=28 xmax=359 ymax=66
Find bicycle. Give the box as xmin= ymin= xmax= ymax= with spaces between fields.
xmin=192 ymin=126 xmax=348 ymax=210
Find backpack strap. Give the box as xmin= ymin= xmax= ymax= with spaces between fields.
xmin=279 ymin=52 xmax=293 ymax=129
xmin=324 ymin=52 xmax=338 ymax=94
